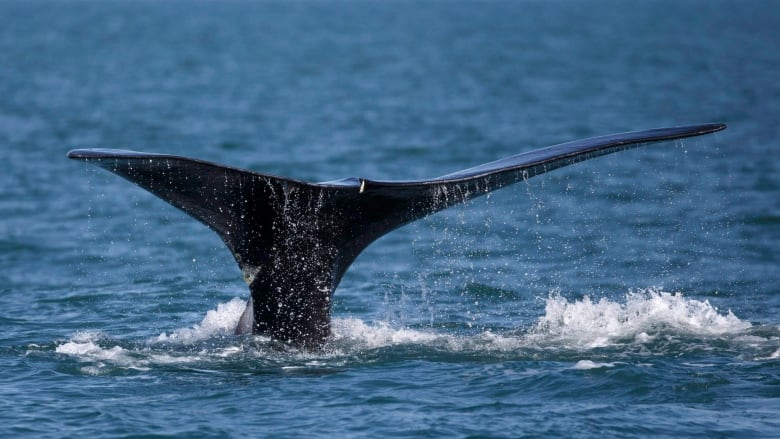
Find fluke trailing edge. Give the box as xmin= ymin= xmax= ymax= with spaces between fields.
xmin=68 ymin=123 xmax=726 ymax=348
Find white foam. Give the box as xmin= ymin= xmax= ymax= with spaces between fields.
xmin=53 ymin=289 xmax=759 ymax=372
xmin=331 ymin=318 xmax=441 ymax=349
xmin=533 ymin=289 xmax=750 ymax=348
xmin=55 ymin=301 xmax=249 ymax=373
xmin=55 ymin=340 xmax=126 ymax=359
xmin=55 ymin=332 xmax=147 ymax=374
xmin=755 ymin=348 xmax=780 ymax=361
xmin=571 ymin=360 xmax=616 ymax=370
xmin=153 ymin=297 xmax=246 ymax=344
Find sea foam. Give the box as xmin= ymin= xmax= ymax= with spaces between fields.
xmin=153 ymin=297 xmax=246 ymax=344
xmin=534 ymin=288 xmax=750 ymax=348
xmin=53 ymin=288 xmax=756 ymax=372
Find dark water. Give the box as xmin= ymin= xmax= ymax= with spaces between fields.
xmin=2 ymin=0 xmax=779 ymax=437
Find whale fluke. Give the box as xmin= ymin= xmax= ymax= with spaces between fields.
xmin=68 ymin=123 xmax=726 ymax=348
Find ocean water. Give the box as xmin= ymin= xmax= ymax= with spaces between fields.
xmin=2 ymin=0 xmax=779 ymax=437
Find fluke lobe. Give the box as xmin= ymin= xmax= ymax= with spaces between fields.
xmin=68 ymin=123 xmax=726 ymax=349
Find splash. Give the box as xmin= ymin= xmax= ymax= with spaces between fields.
xmin=147 ymin=290 xmax=751 ymax=352
xmin=52 ymin=289 xmax=764 ymax=374
xmin=331 ymin=318 xmax=442 ymax=349
xmin=533 ymin=288 xmax=751 ymax=348
xmin=153 ymin=297 xmax=246 ymax=344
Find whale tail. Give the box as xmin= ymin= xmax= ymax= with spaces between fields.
xmin=68 ymin=123 xmax=726 ymax=348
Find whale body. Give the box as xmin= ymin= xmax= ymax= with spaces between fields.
xmin=68 ymin=123 xmax=726 ymax=348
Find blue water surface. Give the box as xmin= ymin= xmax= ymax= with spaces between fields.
xmin=1 ymin=0 xmax=779 ymax=437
